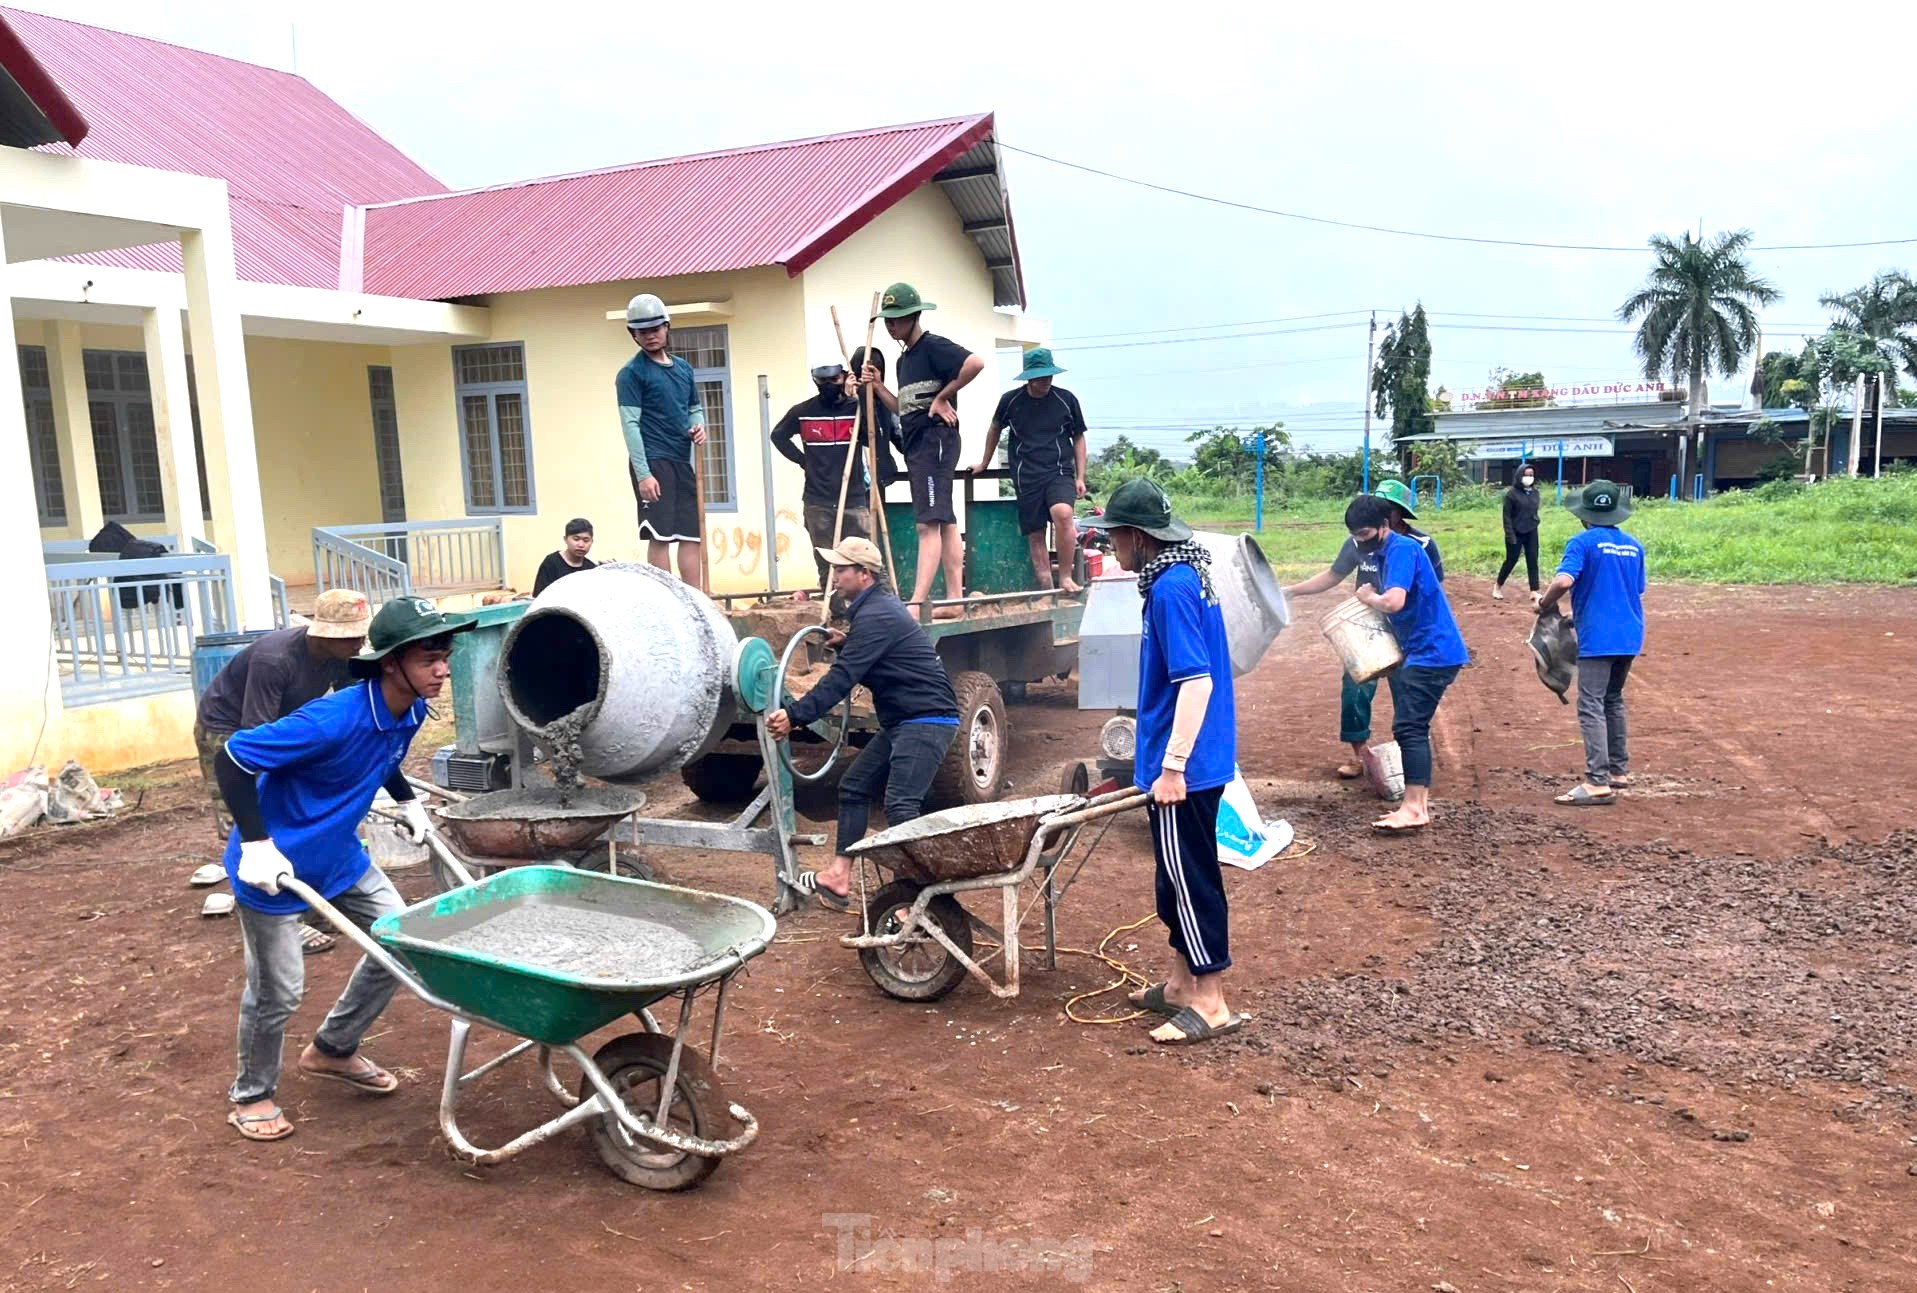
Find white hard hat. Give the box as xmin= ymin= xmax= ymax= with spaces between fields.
xmin=625 ymin=293 xmax=669 ymax=330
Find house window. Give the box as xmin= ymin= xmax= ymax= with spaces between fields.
xmin=452 ymin=343 xmax=535 ymax=514
xmin=673 ymin=325 xmax=735 ymax=510
xmin=19 ymin=346 xmax=65 ymax=526
xmin=84 ymin=350 xmax=166 ymax=523
xmin=368 ymin=366 xmax=406 ymax=522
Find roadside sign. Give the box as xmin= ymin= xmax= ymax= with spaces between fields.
xmin=1467 ymin=436 xmax=1613 ymax=461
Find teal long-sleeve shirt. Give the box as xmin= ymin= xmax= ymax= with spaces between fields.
xmin=616 ymin=350 xmax=705 ymax=478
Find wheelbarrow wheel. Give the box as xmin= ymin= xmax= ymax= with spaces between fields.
xmin=859 ymin=880 xmax=972 ymax=1002
xmin=581 ymin=1033 xmax=730 ymax=1191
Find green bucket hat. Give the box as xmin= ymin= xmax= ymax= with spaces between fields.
xmin=1016 ymin=347 xmax=1066 ymax=381
xmin=876 ymin=282 xmax=936 ymax=319
xmin=1080 ymin=477 xmax=1193 ymax=543
xmin=1371 ymin=478 xmax=1417 ymax=518
xmin=1567 ymin=478 xmax=1633 ymax=526
xmin=349 ymin=596 xmax=476 ymax=679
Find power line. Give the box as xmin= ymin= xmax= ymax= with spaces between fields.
xmin=1052 ymin=309 xmax=1371 ymax=343
xmin=1001 ymin=142 xmax=1917 ymax=253
xmin=1064 ymin=320 xmax=1365 ymax=352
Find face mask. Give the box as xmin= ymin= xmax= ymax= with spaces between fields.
xmin=1520 ymin=475 xmax=1535 ymax=487
xmin=1356 ymin=535 xmax=1385 ymax=555
xmin=816 ymin=380 xmax=847 ymax=406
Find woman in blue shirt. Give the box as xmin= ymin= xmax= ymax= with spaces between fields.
xmin=1347 ymin=495 xmax=1470 ymax=833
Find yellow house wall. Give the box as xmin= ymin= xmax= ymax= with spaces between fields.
xmin=388 ymin=267 xmax=806 ymax=596
xmin=0 ymin=684 xmax=196 ymax=775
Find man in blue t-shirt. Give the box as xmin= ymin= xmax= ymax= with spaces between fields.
xmin=211 ymin=598 xmax=473 ymax=1143
xmin=1083 ymin=479 xmax=1245 ymax=1046
xmin=1347 ymin=495 xmax=1470 ymax=834
xmin=1537 ymin=479 xmax=1646 ymax=806
xmin=617 ymin=293 xmax=708 ymax=588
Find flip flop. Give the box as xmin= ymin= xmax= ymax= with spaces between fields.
xmin=298 ymin=1055 xmax=399 ymax=1095
xmin=1127 ymin=982 xmax=1181 ymax=1017
xmin=227 ymin=1105 xmax=294 ymax=1142
xmin=795 ymin=870 xmax=851 ymax=912
xmin=189 ymin=863 xmax=226 ymax=887
xmin=1608 ymin=775 xmax=1635 ymax=789
xmin=299 ymin=925 xmax=336 ymax=954
xmin=1554 ymin=786 xmax=1617 ymax=807
xmin=1334 ymin=764 xmax=1363 ymax=780
xmin=1370 ymin=817 xmax=1427 ymax=834
xmin=200 ymin=892 xmax=236 ymax=918
xmin=1151 ymin=1006 xmax=1247 ymax=1046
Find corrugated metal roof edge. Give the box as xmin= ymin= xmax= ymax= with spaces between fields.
xmin=0 ymin=11 xmax=87 ymax=144
xmin=778 ymin=114 xmax=995 ymax=278
xmin=357 ymin=112 xmax=993 ymax=213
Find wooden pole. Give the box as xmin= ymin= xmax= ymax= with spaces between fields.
xmin=828 ymin=302 xmax=868 ymax=546
xmin=858 ymin=294 xmax=898 ymax=593
xmin=693 ymin=438 xmax=709 ymax=593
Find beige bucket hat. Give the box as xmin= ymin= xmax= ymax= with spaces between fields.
xmin=308 ymin=588 xmax=372 ymax=639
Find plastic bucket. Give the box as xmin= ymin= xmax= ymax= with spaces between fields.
xmin=1320 ymin=597 xmax=1402 ymax=683
xmin=191 ymin=630 xmax=276 ymax=704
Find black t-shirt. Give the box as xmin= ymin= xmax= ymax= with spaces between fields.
xmin=894 ymin=332 xmax=972 ymax=450
xmin=197 ymin=626 xmax=351 ymax=733
xmin=990 ymin=385 xmax=1086 ymax=483
xmin=533 ymin=551 xmax=596 ymax=595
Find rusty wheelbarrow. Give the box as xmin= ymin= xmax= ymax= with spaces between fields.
xmin=840 ymin=788 xmax=1147 ymax=1002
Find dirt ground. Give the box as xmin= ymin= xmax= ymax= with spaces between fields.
xmin=3 ymin=579 xmax=1915 ymax=1292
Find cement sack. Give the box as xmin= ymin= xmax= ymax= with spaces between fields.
xmin=1215 ymin=771 xmax=1294 ymax=871
xmin=0 ymin=773 xmax=48 ymax=838
xmin=44 ymin=760 xmax=120 ymax=825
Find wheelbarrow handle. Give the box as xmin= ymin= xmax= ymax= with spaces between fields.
xmin=1043 ymin=790 xmax=1150 ymax=830
xmin=366 ymin=807 xmax=481 ymax=889
xmin=278 ymin=875 xmax=459 ymax=1017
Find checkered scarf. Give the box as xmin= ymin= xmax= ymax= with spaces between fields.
xmin=1136 ymin=539 xmax=1217 ymax=605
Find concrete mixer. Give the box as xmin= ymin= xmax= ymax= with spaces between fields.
xmin=483 ymin=562 xmax=849 ymax=916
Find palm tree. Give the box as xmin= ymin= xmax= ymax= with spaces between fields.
xmin=1617 ymin=230 xmax=1781 ymax=490
xmin=1819 ymin=271 xmax=1917 ymax=392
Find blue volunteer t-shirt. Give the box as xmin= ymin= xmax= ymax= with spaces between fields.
xmin=616 ymin=351 xmax=703 ymax=471
xmin=1135 ymin=564 xmax=1236 ymax=793
xmin=221 ymin=681 xmax=427 ymax=914
xmin=1380 ymin=531 xmax=1469 ymax=669
xmin=1559 ymin=526 xmax=1646 ymax=657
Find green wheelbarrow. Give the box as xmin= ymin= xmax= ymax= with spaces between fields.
xmin=282 ymin=833 xmax=774 ymax=1191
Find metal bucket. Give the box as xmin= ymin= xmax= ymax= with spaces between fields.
xmin=436 ymin=786 xmax=648 ymax=860
xmin=1321 ymin=596 xmax=1402 ymax=683
xmin=1192 ymin=532 xmax=1289 ymax=677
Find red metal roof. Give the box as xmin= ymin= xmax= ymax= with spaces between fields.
xmin=0 ymin=10 xmax=85 ymax=146
xmin=1 ymin=6 xmax=444 ymax=288
xmin=357 ymin=114 xmax=1019 ymax=303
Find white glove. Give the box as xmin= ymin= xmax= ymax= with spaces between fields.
xmin=237 ymin=839 xmax=295 ymax=895
xmin=397 ymin=799 xmax=433 ymax=845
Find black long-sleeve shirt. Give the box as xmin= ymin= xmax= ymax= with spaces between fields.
xmin=770 ymin=392 xmax=900 ymax=508
xmin=1503 ymin=484 xmax=1541 ymax=539
xmin=786 ymin=584 xmax=957 ymax=730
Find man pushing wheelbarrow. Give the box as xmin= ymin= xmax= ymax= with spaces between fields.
xmin=1083 ymin=480 xmax=1247 ymax=1045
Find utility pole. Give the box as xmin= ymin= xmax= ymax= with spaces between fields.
xmin=1361 ymin=310 xmax=1377 ymax=493
xmin=1849 ymin=375 xmax=1866 ymax=477
xmin=1874 ymin=373 xmax=1886 ymax=478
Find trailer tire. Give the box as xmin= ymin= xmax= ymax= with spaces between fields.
xmin=788 ymin=754 xmax=846 ymax=822
xmin=928 ymin=670 xmax=1007 ymax=809
xmin=582 ymin=1032 xmax=730 ymax=1191
xmin=858 ymin=881 xmax=973 ymax=1002
xmin=679 ymin=753 xmax=762 ymax=805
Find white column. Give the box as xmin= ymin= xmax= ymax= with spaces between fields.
xmin=142 ymin=305 xmax=204 ymax=549
xmin=0 ymin=218 xmax=63 ymax=770
xmin=179 ymin=224 xmax=270 ymax=625
xmin=44 ymin=320 xmax=104 ymax=538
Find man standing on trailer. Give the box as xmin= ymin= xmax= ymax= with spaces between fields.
xmin=974 ymin=347 xmax=1089 ymax=594
xmin=771 ymin=348 xmax=900 ymax=606
xmin=763 ymin=537 xmax=958 ymax=911
xmin=1083 ymin=479 xmax=1245 ymax=1046
xmin=860 ymin=282 xmax=983 ymax=620
xmin=617 ymin=293 xmax=708 ymax=587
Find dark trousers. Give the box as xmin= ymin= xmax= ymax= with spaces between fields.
xmin=834 ymin=722 xmax=957 ymax=856
xmin=1338 ymin=669 xmax=1403 ymax=744
xmin=1391 ymin=664 xmax=1460 ymax=788
xmin=1576 ymin=655 xmax=1633 ymax=785
xmin=1497 ymin=531 xmax=1540 ymax=590
xmin=1148 ymin=786 xmax=1230 ymax=976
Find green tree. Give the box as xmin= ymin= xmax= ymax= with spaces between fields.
xmin=1616 ymin=230 xmax=1781 ymax=412
xmin=1478 ymin=367 xmax=1553 ymax=409
xmin=1819 ymin=270 xmax=1917 ymax=390
xmin=1370 ymin=305 xmax=1435 ymax=443
xmin=1756 ymin=348 xmax=1818 ymax=409
xmin=1085 ymin=436 xmax=1173 ymax=495
xmin=1184 ymin=424 xmax=1290 ymax=489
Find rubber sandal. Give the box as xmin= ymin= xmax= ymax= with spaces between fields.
xmin=1151 ymin=1006 xmax=1247 ymax=1046
xmin=1335 ymin=764 xmax=1363 ymax=780
xmin=189 ymin=863 xmax=225 ymax=887
xmin=795 ymin=870 xmax=851 ymax=912
xmin=1127 ymin=982 xmax=1181 ymax=1016
xmin=200 ymin=892 xmax=236 ymax=918
xmin=228 ymin=1105 xmax=294 ymax=1142
xmin=299 ymin=925 xmax=336 ymax=954
xmin=1554 ymin=786 xmax=1617 ymax=807
xmin=298 ymin=1055 xmax=399 ymax=1095
xmin=1608 ymin=775 xmax=1634 ymax=789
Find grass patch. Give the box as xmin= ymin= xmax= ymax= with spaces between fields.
xmin=1170 ymin=474 xmax=1917 ymax=585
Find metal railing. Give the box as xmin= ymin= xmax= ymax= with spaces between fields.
xmin=46 ymin=553 xmax=238 ymax=705
xmin=312 ymin=518 xmax=506 ymax=605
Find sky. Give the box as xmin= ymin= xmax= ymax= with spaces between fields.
xmin=20 ymin=0 xmax=1917 ymax=457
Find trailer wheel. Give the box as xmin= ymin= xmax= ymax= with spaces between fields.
xmin=788 ymin=753 xmax=846 ymax=822
xmin=928 ymin=670 xmax=1007 ymax=808
xmin=582 ymin=1032 xmax=730 ymax=1191
xmin=858 ymin=881 xmax=973 ymax=1002
xmin=679 ymin=753 xmax=762 ymax=805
